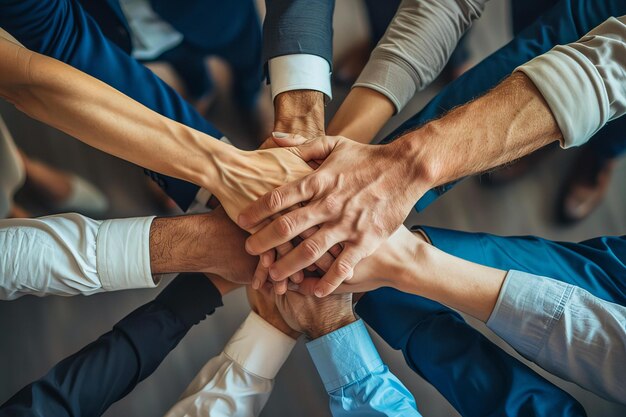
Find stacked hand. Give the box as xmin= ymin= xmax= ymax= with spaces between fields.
xmin=238 ymin=134 xmax=430 ymax=297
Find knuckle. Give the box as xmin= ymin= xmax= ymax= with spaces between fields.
xmin=322 ymin=194 xmax=339 ymax=213
xmin=266 ymin=189 xmax=283 ymax=211
xmin=334 ymin=259 xmax=354 ymax=278
xmin=275 ymin=216 xmax=295 ymax=238
xmin=308 ymin=174 xmax=327 ymax=194
xmin=301 ymin=238 xmax=322 ymax=260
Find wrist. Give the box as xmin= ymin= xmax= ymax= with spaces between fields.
xmin=393 ymin=234 xmax=439 ymax=296
xmin=274 ymin=90 xmax=325 ymax=138
xmin=149 ymin=213 xmax=216 ymax=275
xmin=392 ymin=127 xmax=444 ymax=192
xmin=327 ymin=87 xmax=394 ymax=143
xmin=197 ymin=137 xmax=242 ymax=199
xmin=307 ymin=313 xmax=357 ymax=340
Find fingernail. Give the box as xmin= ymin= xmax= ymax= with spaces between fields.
xmin=287 ymin=283 xmax=300 ymax=291
xmin=269 ymin=267 xmax=280 ymax=281
xmin=245 ymin=239 xmax=256 ymax=255
xmin=252 ymin=280 xmax=259 ymax=290
xmin=261 ymin=253 xmax=271 ymax=267
xmin=272 ymin=131 xmax=289 ymax=138
xmin=314 ymin=289 xmax=324 ymax=298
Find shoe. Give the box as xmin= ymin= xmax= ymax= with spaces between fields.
xmin=54 ymin=174 xmax=109 ymax=217
xmin=557 ymin=152 xmax=616 ymax=224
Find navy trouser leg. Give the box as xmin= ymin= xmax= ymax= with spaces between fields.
xmin=356 ymin=291 xmax=587 ymax=417
xmin=0 ymin=0 xmax=223 ymax=210
xmin=212 ymin=0 xmax=263 ymax=110
xmin=381 ymin=0 xmax=626 ymax=211
xmin=0 ymin=273 xmax=222 ymax=417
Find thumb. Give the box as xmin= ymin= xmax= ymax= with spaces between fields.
xmin=272 ymin=132 xmax=309 ymax=146
xmin=286 ymin=135 xmax=338 ymax=162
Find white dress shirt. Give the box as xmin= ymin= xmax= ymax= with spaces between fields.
xmin=164 ymin=311 xmax=296 ymax=417
xmin=0 ymin=213 xmax=156 ymax=300
xmin=268 ymin=54 xmax=332 ymax=101
xmin=487 ymin=270 xmax=626 ymax=404
xmin=516 ymin=16 xmax=626 ymax=148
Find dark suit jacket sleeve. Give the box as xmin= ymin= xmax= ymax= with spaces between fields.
xmin=355 ymin=289 xmax=587 ymax=417
xmin=262 ymin=0 xmax=335 ymax=68
xmin=0 ymin=0 xmax=221 ymax=211
xmin=0 ymin=274 xmax=222 ymax=417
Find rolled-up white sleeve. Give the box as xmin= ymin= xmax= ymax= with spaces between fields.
xmin=268 ymin=54 xmax=332 ymax=101
xmin=164 ymin=311 xmax=296 ymax=417
xmin=0 ymin=213 xmax=155 ymax=300
xmin=487 ymin=270 xmax=626 ymax=404
xmin=516 ymin=16 xmax=626 ymax=148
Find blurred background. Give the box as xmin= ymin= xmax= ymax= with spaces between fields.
xmin=1 ymin=0 xmax=625 ymax=415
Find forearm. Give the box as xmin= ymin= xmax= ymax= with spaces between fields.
xmin=327 ymin=87 xmax=394 ymax=143
xmin=274 ymin=90 xmax=325 ymax=138
xmin=395 ymin=72 xmax=563 ymax=189
xmin=149 ymin=208 xmax=254 ymax=281
xmin=0 ymin=39 xmax=234 ymax=193
xmin=369 ymin=229 xmax=507 ymax=322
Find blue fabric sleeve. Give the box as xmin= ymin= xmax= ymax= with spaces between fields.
xmin=356 ymin=289 xmax=587 ymax=417
xmin=419 ymin=226 xmax=626 ymax=304
xmin=0 ymin=0 xmax=223 ymax=210
xmin=306 ymin=320 xmax=420 ymax=417
xmin=0 ymin=273 xmax=222 ymax=417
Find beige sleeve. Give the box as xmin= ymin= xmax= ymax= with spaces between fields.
xmin=354 ymin=0 xmax=488 ymax=113
xmin=516 ymin=16 xmax=626 ymax=148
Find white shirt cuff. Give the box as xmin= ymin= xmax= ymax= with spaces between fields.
xmin=96 ymin=216 xmax=156 ymax=292
xmin=268 ymin=54 xmax=332 ymax=102
xmin=224 ymin=311 xmax=297 ymax=380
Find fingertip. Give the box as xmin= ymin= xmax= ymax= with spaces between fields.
xmin=245 ymin=238 xmax=258 ymax=256
xmin=237 ymin=213 xmax=251 ymax=229
xmin=261 ymin=252 xmax=272 ymax=267
xmin=292 ymin=270 xmax=304 ymax=283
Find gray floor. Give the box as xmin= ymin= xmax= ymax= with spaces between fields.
xmin=1 ymin=0 xmax=625 ymax=416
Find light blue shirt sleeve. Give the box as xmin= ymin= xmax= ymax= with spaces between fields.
xmin=306 ymin=319 xmax=421 ymax=416
xmin=487 ymin=270 xmax=626 ymax=404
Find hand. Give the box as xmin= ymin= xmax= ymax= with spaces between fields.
xmin=206 ymin=273 xmax=241 ymax=296
xmin=246 ymin=285 xmax=300 ymax=339
xmin=251 ymin=134 xmax=340 ymax=294
xmin=288 ymin=227 xmax=428 ymax=295
xmin=212 ymin=146 xmax=314 ymax=226
xmin=275 ymin=290 xmax=355 ymax=339
xmin=238 ymin=135 xmax=432 ymax=297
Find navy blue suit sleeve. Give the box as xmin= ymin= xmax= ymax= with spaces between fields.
xmin=262 ymin=0 xmax=335 ymax=68
xmin=0 ymin=0 xmax=222 ymax=210
xmin=0 ymin=273 xmax=222 ymax=417
xmin=420 ymin=226 xmax=626 ymax=304
xmin=356 ymin=289 xmax=587 ymax=417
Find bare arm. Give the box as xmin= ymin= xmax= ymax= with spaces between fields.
xmin=0 ymin=38 xmax=313 ymax=223
xmin=240 ymin=72 xmax=561 ymax=296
